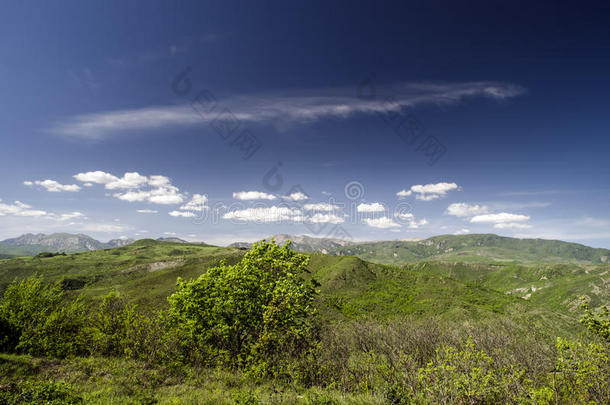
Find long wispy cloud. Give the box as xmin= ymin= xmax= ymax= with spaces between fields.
xmin=50 ymin=81 xmax=526 ymax=139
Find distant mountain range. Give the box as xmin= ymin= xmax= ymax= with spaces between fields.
xmin=229 ymin=234 xmax=353 ymax=254
xmin=0 ymin=233 xmax=136 ymax=256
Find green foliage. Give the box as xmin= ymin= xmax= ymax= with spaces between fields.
xmin=413 ymin=338 xmax=530 ymax=404
xmin=91 ymin=290 xmax=135 ymax=356
xmin=34 ymin=252 xmax=66 ymax=259
xmin=0 ymin=380 xmax=81 ymax=404
xmin=580 ymin=299 xmax=610 ymax=342
xmin=553 ymin=337 xmax=610 ymax=404
xmin=167 ymin=240 xmax=319 ymax=375
xmin=0 ymin=276 xmax=89 ymax=357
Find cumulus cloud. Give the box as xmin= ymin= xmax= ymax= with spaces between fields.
xmin=364 ymin=216 xmax=401 ymax=229
xmin=223 ymin=206 xmax=303 ymax=223
xmin=25 ymin=179 xmax=81 ymax=192
xmin=470 ymin=213 xmax=530 ymax=224
xmin=136 ymin=209 xmax=158 ymax=214
xmin=308 ymin=213 xmax=345 ymax=224
xmin=105 ymin=172 xmax=149 ymax=190
xmin=74 ymin=170 xmax=186 ymax=205
xmin=394 ymin=212 xmax=428 ymax=229
xmin=357 ymin=202 xmax=386 ymax=213
xmin=179 ymin=194 xmax=208 ymax=211
xmin=51 ymin=81 xmax=526 ymax=139
xmin=303 ymin=203 xmax=340 ymax=211
xmin=446 ymin=203 xmax=489 ymax=217
xmin=233 ymin=191 xmax=276 ymax=200
xmin=73 ymin=171 xmax=119 ymax=184
xmin=283 ymin=192 xmax=309 ymax=201
xmin=398 ymin=182 xmax=460 ymax=201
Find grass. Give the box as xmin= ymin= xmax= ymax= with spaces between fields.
xmin=0 ymin=353 xmax=380 ymax=404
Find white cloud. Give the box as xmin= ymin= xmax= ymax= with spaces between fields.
xmin=0 ymin=199 xmax=47 ymax=217
xmin=76 ymin=171 xmax=185 ymax=205
xmin=164 ymin=232 xmax=177 ymax=236
xmin=364 ymin=216 xmax=401 ymax=229
xmin=233 ymin=191 xmax=276 ymax=200
xmin=394 ymin=212 xmax=427 ymax=229
xmin=25 ymin=179 xmax=81 ymax=192
xmin=400 ymin=182 xmax=460 ymax=201
xmin=407 ymin=218 xmax=428 ymax=229
xmin=494 ymin=222 xmax=533 ymax=229
xmin=446 ymin=203 xmax=489 ymax=217
xmin=308 ymin=213 xmax=345 ymax=224
xmin=148 ymin=175 xmax=171 ymax=187
xmin=105 ymin=172 xmax=149 ymax=190
xmin=303 ymin=202 xmax=340 ymax=211
xmin=179 ymin=194 xmax=208 ymax=211
xmin=136 ymin=209 xmax=158 ymax=214
xmin=113 ymin=190 xmax=150 ymax=202
xmin=222 ymin=206 xmax=302 ymax=223
xmin=51 ymin=81 xmax=526 ymax=139
xmin=283 ymin=192 xmax=309 ymax=201
xmin=148 ymin=187 xmax=183 ymax=204
xmin=53 ymin=212 xmax=86 ymax=221
xmin=73 ymin=171 xmax=119 ymax=184
xmin=169 ymin=210 xmax=196 ymax=218
xmin=470 ymin=212 xmax=530 ymax=224
xmin=357 ymin=202 xmax=385 ymax=213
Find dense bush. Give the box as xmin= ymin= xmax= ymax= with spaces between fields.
xmin=0 ymin=276 xmax=89 ymax=357
xmin=580 ymin=300 xmax=610 ymax=342
xmin=167 ymin=240 xmax=320 ymax=375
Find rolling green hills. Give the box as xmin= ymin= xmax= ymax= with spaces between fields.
xmin=330 ymin=233 xmax=610 ymax=264
xmin=0 ymin=238 xmax=587 ymax=338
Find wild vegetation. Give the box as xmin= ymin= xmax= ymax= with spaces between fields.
xmin=0 ymin=240 xmax=609 ymax=404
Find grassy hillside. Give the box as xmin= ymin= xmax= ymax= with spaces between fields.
xmin=407 ymin=261 xmax=610 ymax=316
xmin=0 ymin=239 xmax=244 ymax=310
xmin=331 ymin=233 xmax=610 ymax=264
xmin=0 ymin=239 xmax=584 ymax=338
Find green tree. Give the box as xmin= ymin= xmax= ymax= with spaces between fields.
xmin=167 ymin=240 xmax=319 ymax=375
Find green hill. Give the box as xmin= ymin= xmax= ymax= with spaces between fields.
xmin=0 ymin=239 xmax=584 ymax=337
xmin=330 ymin=233 xmax=610 ymax=264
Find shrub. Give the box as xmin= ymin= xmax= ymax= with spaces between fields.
xmin=580 ymin=300 xmax=610 ymax=342
xmin=0 ymin=276 xmax=89 ymax=357
xmin=553 ymin=337 xmax=610 ymax=404
xmin=167 ymin=240 xmax=319 ymax=375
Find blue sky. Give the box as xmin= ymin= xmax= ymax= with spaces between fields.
xmin=1 ymin=1 xmax=609 ymax=247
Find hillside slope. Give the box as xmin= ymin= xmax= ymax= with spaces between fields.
xmin=0 ymin=240 xmax=582 ymax=337
xmin=330 ymin=234 xmax=610 ymax=264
